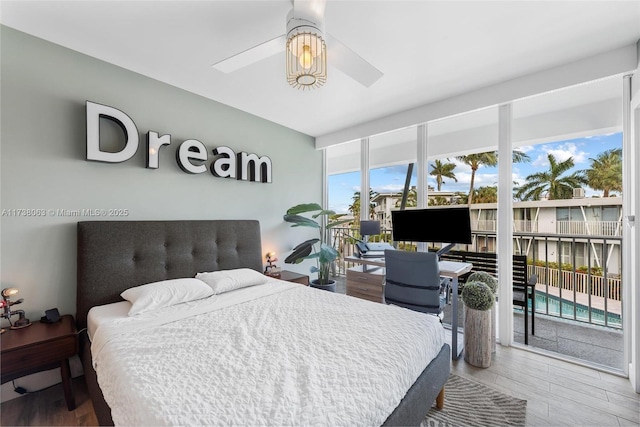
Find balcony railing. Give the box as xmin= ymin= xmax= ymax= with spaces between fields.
xmin=475 ymin=219 xmax=539 ymax=232
xmin=331 ymin=227 xmax=622 ymax=329
xmin=474 ymin=220 xmax=621 ymax=236
xmin=556 ymin=220 xmax=622 ymax=236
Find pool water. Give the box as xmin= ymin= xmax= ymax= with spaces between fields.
xmin=525 ymin=292 xmax=622 ymax=328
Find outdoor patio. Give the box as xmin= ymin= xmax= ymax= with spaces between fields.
xmin=332 ymin=275 xmax=625 ymax=373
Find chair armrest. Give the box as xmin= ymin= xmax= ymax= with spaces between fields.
xmin=439 ymin=277 xmax=452 ymax=304
xmin=439 ymin=277 xmax=451 ymax=291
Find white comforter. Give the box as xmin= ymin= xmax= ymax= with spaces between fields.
xmin=91 ymin=279 xmax=445 ymax=426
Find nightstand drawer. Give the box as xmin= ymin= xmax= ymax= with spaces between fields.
xmin=347 ymin=282 xmax=384 ymax=303
xmin=348 ymin=273 xmax=384 ymax=285
xmin=1 ymin=335 xmax=76 ymax=375
xmin=346 ymin=265 xmax=385 ymax=303
xmin=346 ymin=266 xmax=385 ymax=284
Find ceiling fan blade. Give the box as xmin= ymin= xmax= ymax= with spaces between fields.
xmin=326 ymin=34 xmax=383 ymax=87
xmin=212 ymin=35 xmax=286 ymax=73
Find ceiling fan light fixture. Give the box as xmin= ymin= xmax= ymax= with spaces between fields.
xmin=213 ymin=1 xmax=382 ymax=89
xmin=286 ymin=31 xmax=326 ymax=89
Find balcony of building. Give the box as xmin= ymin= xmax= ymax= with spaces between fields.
xmin=330 ymin=227 xmax=624 ymax=372
xmin=473 ymin=219 xmax=622 ymax=236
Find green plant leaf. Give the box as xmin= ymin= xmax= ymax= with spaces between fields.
xmin=467 ymin=271 xmax=498 ymax=293
xmin=286 ymin=203 xmax=322 ymax=215
xmin=461 ymin=281 xmax=494 ymax=311
xmin=311 ymin=209 xmax=336 ymax=219
xmin=283 ymin=239 xmax=318 ymax=263
xmin=319 ymin=243 xmax=339 ymax=264
xmin=283 ymin=214 xmax=320 ymax=228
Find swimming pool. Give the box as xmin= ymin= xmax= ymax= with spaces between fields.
xmin=523 ymin=292 xmax=622 ymax=328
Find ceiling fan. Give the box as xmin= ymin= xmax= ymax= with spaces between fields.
xmin=212 ymin=0 xmax=383 ymax=89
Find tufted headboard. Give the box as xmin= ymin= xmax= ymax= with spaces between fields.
xmin=76 ymin=220 xmax=263 ymax=330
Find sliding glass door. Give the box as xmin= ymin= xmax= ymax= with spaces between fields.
xmin=325 ymin=74 xmax=630 ymax=375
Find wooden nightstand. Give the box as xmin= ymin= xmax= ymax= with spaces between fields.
xmin=1 ymin=314 xmax=78 ymax=410
xmin=278 ymin=270 xmax=310 ymax=286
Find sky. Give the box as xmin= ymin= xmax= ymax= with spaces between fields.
xmin=328 ymin=132 xmax=623 ymax=215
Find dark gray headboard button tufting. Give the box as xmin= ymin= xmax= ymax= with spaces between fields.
xmin=76 ymin=220 xmax=263 ymax=330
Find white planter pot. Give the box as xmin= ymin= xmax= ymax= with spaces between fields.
xmin=491 ymin=304 xmax=496 ymax=353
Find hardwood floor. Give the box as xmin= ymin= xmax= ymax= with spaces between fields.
xmin=1 ymin=347 xmax=638 ymax=426
xmin=1 ymin=377 xmax=97 ymax=426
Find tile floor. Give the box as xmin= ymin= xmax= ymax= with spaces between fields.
xmin=333 ymin=275 xmax=625 ymax=372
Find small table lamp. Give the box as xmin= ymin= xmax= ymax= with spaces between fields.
xmin=1 ymin=288 xmax=31 ymax=332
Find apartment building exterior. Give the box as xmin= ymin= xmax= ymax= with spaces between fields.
xmin=371 ymin=191 xmax=623 ymax=276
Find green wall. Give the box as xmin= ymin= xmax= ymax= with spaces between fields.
xmin=0 ymin=25 xmax=322 ymax=321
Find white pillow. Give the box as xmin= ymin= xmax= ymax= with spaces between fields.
xmin=121 ymin=278 xmax=214 ymax=316
xmin=196 ymin=268 xmax=269 ymax=294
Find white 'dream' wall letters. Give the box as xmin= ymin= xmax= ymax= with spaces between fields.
xmin=86 ymin=101 xmax=139 ymax=163
xmin=147 ymin=131 xmax=171 ymax=169
xmin=176 ymin=139 xmax=208 ymax=174
xmin=86 ymin=101 xmax=272 ymax=183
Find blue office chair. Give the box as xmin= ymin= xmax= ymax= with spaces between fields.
xmin=383 ymin=249 xmax=448 ymax=317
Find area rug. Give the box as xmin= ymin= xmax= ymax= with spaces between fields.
xmin=421 ymin=374 xmax=527 ymax=427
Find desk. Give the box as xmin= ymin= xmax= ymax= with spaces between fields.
xmin=345 ymin=255 xmax=472 ymax=360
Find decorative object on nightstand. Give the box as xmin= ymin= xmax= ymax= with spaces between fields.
xmin=1 ymin=314 xmax=78 ymax=410
xmin=1 ymin=288 xmax=32 ymax=332
xmin=283 ymin=203 xmax=350 ymax=292
xmin=40 ymin=307 xmax=61 ymax=324
xmin=461 ymin=281 xmax=495 ymax=368
xmin=264 ymin=252 xmax=282 ymax=278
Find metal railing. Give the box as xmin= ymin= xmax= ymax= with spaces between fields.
xmin=556 ymin=220 xmax=622 ymax=236
xmin=519 ymin=231 xmax=622 ymax=329
xmin=473 ymin=220 xmax=621 ymax=236
xmin=331 ymin=227 xmax=623 ymax=329
xmin=475 ymin=219 xmax=539 ymax=232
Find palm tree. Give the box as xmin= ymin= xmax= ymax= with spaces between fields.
xmin=429 ymin=159 xmax=457 ymax=191
xmin=515 ymin=154 xmax=588 ymax=200
xmin=349 ymin=189 xmax=378 ymax=222
xmin=455 ymin=192 xmax=469 ymax=204
xmin=395 ymin=187 xmax=417 ymax=208
xmin=456 ymin=150 xmax=530 ymax=204
xmin=585 ymin=148 xmax=622 ymax=197
xmin=473 ymin=186 xmax=498 ymax=203
xmin=428 ymin=195 xmax=450 ymax=206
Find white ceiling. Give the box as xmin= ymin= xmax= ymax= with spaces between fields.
xmin=2 ymin=0 xmax=639 ymax=140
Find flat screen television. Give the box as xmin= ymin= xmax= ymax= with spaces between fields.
xmin=391 ymin=207 xmax=472 ymax=245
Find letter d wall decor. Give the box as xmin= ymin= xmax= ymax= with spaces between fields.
xmin=85 ymin=100 xmax=272 ymax=183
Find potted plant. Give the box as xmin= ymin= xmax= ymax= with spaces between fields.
xmin=461 ymin=280 xmax=495 ymax=368
xmin=467 ymin=271 xmax=498 ymax=353
xmin=467 ymin=271 xmax=498 ymax=293
xmin=283 ymin=203 xmax=350 ymax=292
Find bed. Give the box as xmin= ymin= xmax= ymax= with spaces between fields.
xmin=76 ymin=220 xmax=450 ymax=426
